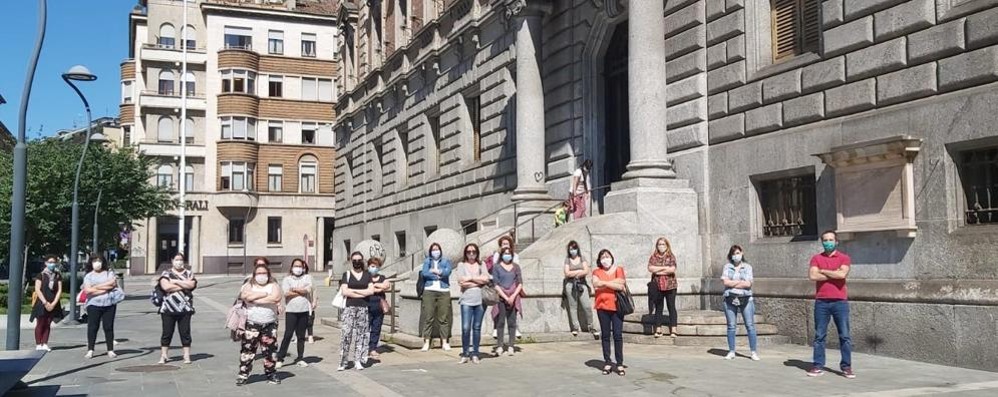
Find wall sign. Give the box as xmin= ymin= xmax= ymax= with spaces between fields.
xmin=185 ymin=200 xmax=209 ymax=211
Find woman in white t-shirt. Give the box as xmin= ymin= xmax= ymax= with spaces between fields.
xmin=570 ymin=159 xmax=593 ymax=220
xmin=236 ymin=259 xmax=283 ymax=386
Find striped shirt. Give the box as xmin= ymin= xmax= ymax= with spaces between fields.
xmin=159 ymin=269 xmax=196 ymax=314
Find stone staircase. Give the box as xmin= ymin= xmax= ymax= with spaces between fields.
xmin=619 ymin=310 xmax=790 ymax=346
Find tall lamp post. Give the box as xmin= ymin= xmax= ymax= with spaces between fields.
xmin=6 ymin=0 xmax=46 ymax=350
xmin=62 ymin=65 xmax=99 ymax=324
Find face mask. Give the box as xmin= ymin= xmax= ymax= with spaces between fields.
xmin=822 ymin=241 xmax=837 ymax=253
xmin=657 ymin=245 xmax=667 ymax=253
xmin=569 ymin=249 xmax=578 ymax=257
xmin=466 ymin=252 xmax=478 ymax=261
xmin=731 ymin=254 xmax=742 ymax=263
xmin=352 ymin=260 xmax=364 ymax=269
xmin=292 ymin=267 xmax=304 ymax=276
xmin=600 ymin=258 xmax=612 ymax=268
xmin=501 ymin=254 xmax=513 ymax=263
xmin=431 ymin=250 xmax=441 ymax=260
xmin=46 ymin=263 xmax=57 ymax=271
xmin=368 ymin=267 xmax=379 ymax=275
xmin=92 ymin=262 xmax=103 ymax=271
xmin=254 ymin=274 xmax=268 ymax=285
xmin=172 ymin=260 xmax=184 ymax=269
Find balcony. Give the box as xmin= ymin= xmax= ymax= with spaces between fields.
xmin=138 ymin=139 xmax=207 ymax=158
xmin=140 ymin=90 xmax=207 ymax=111
xmin=140 ymin=43 xmax=207 ymax=64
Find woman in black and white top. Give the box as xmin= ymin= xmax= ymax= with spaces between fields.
xmin=277 ymin=258 xmax=315 ymax=368
xmin=158 ymin=253 xmax=198 ymax=364
xmin=338 ymin=251 xmax=375 ymax=371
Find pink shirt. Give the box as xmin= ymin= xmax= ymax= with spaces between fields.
xmin=810 ymin=251 xmax=850 ymax=300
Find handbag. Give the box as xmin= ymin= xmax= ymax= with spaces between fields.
xmin=416 ymin=272 xmax=426 ymax=299
xmin=379 ymin=296 xmax=391 ymax=314
xmin=481 ymin=282 xmax=500 ymax=306
xmin=332 ymin=290 xmax=347 ymax=309
xmin=108 ymin=287 xmax=126 ymax=305
xmin=613 ymin=269 xmax=634 ymax=316
xmin=225 ymin=300 xmax=247 ymax=342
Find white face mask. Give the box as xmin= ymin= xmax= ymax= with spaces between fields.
xmin=254 ymin=275 xmax=269 ymax=285
xmin=292 ymin=267 xmax=304 ymax=276
xmin=657 ymin=245 xmax=667 ymax=253
xmin=600 ymin=258 xmax=612 ymax=268
xmin=172 ymin=260 xmax=184 ymax=269
xmin=92 ymin=262 xmax=103 ymax=271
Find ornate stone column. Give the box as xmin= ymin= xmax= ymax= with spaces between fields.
xmin=508 ymin=0 xmax=552 ymax=201
xmin=623 ymin=0 xmax=675 ymax=180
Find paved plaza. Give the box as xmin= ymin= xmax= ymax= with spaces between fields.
xmin=3 ymin=276 xmax=998 ymax=397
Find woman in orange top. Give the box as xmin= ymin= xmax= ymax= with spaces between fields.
xmin=592 ymin=249 xmax=627 ymax=376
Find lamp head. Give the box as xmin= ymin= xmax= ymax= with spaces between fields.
xmin=89 ymin=132 xmax=108 ymax=143
xmin=63 ymin=65 xmax=97 ymax=82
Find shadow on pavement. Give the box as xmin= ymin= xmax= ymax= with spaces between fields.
xmin=783 ymin=359 xmax=813 ymax=372
xmin=26 ymin=347 xmax=157 ymax=386
xmin=50 ymin=344 xmax=86 ymax=351
xmin=244 ymin=372 xmax=297 ymax=386
xmin=188 ymin=353 xmax=215 ymax=362
xmin=706 ymin=348 xmax=750 ymax=359
xmin=302 ymin=356 xmax=324 ymax=364
xmin=6 ymin=384 xmax=83 ymax=397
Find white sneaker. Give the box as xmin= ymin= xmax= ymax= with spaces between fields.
xmin=35 ymin=345 xmax=44 ymax=351
xmin=355 ymin=361 xmax=365 ymax=371
xmin=459 ymin=357 xmax=469 ymax=364
xmin=296 ymin=360 xmax=309 ymax=368
xmin=275 ymin=361 xmax=284 ymax=369
xmin=421 ymin=340 xmax=430 ymax=352
xmin=337 ymin=364 xmax=346 ymax=371
xmin=751 ymin=352 xmax=760 ymax=361
xmin=442 ymin=342 xmax=452 ymax=351
xmin=724 ymin=351 xmax=736 ymax=360
xmin=42 ymin=344 xmax=51 ymax=352
xmin=107 ymin=351 xmax=117 ymax=359
xmin=516 ymin=329 xmax=522 ymax=339
xmin=495 ymin=347 xmax=504 ymax=357
xmin=492 ymin=329 xmax=497 ymax=339
xmin=507 ymin=348 xmax=516 ymax=357
xmin=84 ymin=350 xmax=94 ymax=359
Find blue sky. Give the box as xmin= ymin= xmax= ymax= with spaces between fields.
xmin=1 ymin=0 xmax=136 ymax=138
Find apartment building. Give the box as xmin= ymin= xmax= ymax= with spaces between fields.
xmin=120 ymin=0 xmax=339 ymax=275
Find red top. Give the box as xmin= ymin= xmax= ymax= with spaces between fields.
xmin=810 ymin=251 xmax=851 ymax=300
xmin=594 ymin=266 xmax=625 ymax=311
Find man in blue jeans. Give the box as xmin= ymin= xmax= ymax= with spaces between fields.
xmin=807 ymin=230 xmax=855 ymax=379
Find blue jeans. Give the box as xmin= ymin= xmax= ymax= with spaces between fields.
xmin=813 ymin=299 xmax=852 ymax=369
xmin=460 ymin=304 xmax=486 ymax=357
xmin=723 ymin=296 xmax=758 ymax=352
xmin=368 ymin=304 xmax=384 ymax=352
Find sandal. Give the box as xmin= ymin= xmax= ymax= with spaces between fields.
xmin=601 ymin=364 xmax=612 ymax=375
xmin=617 ymin=366 xmax=626 ymax=376
xmin=654 ymin=327 xmax=663 ymax=338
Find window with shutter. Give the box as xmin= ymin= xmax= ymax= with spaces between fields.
xmin=771 ymin=0 xmax=820 ymax=62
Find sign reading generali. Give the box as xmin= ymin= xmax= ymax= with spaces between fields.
xmin=185 ymin=200 xmax=209 ymax=211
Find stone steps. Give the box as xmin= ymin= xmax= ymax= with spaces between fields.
xmin=620 ymin=310 xmax=785 ymax=340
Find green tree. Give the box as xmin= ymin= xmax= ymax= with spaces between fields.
xmin=0 ymin=139 xmax=177 ymax=260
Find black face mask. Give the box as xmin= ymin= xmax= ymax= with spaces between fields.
xmin=352 ymin=260 xmax=364 ymax=269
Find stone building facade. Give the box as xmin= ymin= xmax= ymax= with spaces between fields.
xmin=121 ymin=0 xmax=339 ymax=275
xmin=333 ymin=0 xmax=998 ymax=370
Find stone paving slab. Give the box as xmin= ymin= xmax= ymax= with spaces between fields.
xmin=1 ymin=276 xmax=997 ymax=397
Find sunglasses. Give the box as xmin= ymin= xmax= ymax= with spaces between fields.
xmin=465 ymin=250 xmax=478 ymax=254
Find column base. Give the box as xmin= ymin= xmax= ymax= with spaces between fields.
xmin=510 ymin=188 xmax=554 ymax=203
xmin=622 ymin=160 xmax=676 ymax=180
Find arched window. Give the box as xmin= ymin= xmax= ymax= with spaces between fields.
xmin=183 ymin=25 xmax=196 ymax=49
xmin=184 ymin=118 xmax=195 ymax=144
xmin=299 ymin=154 xmax=318 ymax=193
xmin=158 ymin=70 xmax=175 ymax=95
xmin=158 ymin=24 xmax=176 ymax=48
xmin=156 ymin=165 xmax=174 ymax=189
xmin=182 ymin=71 xmax=196 ymax=96
xmin=158 ymin=117 xmax=174 ymax=143
xmin=184 ymin=165 xmax=195 ymax=192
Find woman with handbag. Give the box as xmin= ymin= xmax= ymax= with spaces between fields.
xmin=419 ymin=243 xmax=453 ymax=352
xmin=721 ymin=245 xmax=760 ymax=361
xmin=276 ymin=258 xmax=314 ymax=368
xmin=158 ymin=253 xmax=198 ymax=364
xmin=647 ymin=237 xmax=679 ymax=338
xmin=237 ymin=260 xmax=283 ymax=385
xmin=367 ymin=257 xmax=392 ymax=359
xmin=593 ymin=249 xmax=628 ymax=376
xmin=457 ymin=243 xmax=491 ymax=363
xmin=563 ymin=241 xmax=596 ymax=338
xmin=31 ymin=256 xmax=64 ymax=351
xmin=339 ymin=252 xmax=376 ymax=371
xmin=82 ymin=254 xmax=124 ymax=359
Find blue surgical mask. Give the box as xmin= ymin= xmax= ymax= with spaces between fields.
xmin=431 ymin=250 xmax=441 ymax=259
xmin=822 ymin=241 xmax=837 ymax=253
xmin=46 ymin=263 xmax=57 ymax=271
xmin=501 ymin=254 xmax=513 ymax=263
xmin=731 ymin=254 xmax=742 ymax=263
xmin=569 ymin=249 xmax=579 ymax=257
xmin=368 ymin=267 xmax=379 ymax=275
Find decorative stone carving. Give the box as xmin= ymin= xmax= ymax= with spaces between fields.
xmin=504 ymin=0 xmax=527 ymax=19
xmin=591 ymin=0 xmax=624 ymax=18
xmin=815 ymin=136 xmax=922 ymax=239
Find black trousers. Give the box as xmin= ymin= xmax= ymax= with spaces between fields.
xmin=651 ymin=288 xmax=678 ymax=328
xmin=278 ymin=311 xmax=310 ymax=361
xmin=597 ymin=309 xmax=624 ymax=366
xmin=160 ymin=312 xmax=193 ymax=347
xmin=86 ymin=304 xmax=117 ymax=351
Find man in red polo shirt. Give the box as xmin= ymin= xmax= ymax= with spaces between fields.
xmin=807 ymin=230 xmax=854 ymax=379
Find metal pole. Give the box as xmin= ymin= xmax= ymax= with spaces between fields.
xmin=178 ymin=0 xmax=189 ymax=258
xmin=7 ymin=0 xmax=46 ymax=349
xmin=64 ymin=81 xmax=94 ymax=325
xmin=92 ymin=165 xmax=103 ymax=255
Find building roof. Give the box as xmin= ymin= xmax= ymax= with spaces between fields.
xmin=0 ymin=121 xmax=15 ymax=152
xmin=201 ymin=0 xmax=339 ymax=17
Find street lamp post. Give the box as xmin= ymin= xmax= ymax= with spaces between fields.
xmin=6 ymin=0 xmax=46 ymax=350
xmin=62 ymin=65 xmax=99 ymax=324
